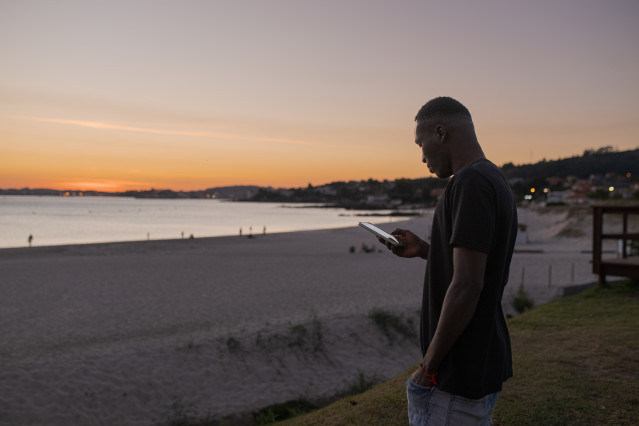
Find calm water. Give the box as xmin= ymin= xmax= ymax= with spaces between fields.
xmin=0 ymin=196 xmax=411 ymax=248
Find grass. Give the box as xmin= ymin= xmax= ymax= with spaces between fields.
xmin=496 ymin=280 xmax=639 ymax=425
xmin=277 ymin=280 xmax=639 ymax=425
xmin=511 ymin=283 xmax=535 ymax=314
xmin=252 ymin=372 xmax=381 ymax=424
xmin=253 ymin=400 xmax=320 ymax=425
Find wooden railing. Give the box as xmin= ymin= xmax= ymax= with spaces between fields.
xmin=592 ymin=204 xmax=639 ymax=285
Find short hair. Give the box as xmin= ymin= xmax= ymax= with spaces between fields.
xmin=415 ymin=97 xmax=471 ymax=123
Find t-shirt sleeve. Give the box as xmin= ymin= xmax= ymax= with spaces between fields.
xmin=448 ymin=169 xmax=496 ymax=254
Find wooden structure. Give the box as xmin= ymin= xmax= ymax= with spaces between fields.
xmin=592 ymin=204 xmax=639 ymax=285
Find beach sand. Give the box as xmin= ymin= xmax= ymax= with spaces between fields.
xmin=0 ymin=207 xmax=610 ymax=425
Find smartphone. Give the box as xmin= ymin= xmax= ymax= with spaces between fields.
xmin=358 ymin=222 xmax=403 ymax=247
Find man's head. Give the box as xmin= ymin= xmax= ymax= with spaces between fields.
xmin=414 ymin=97 xmax=481 ymax=178
xmin=415 ymin=96 xmax=472 ymax=123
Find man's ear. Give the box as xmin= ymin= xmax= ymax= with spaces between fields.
xmin=435 ymin=124 xmax=446 ymax=142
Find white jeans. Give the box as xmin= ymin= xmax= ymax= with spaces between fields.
xmin=406 ymin=378 xmax=500 ymax=426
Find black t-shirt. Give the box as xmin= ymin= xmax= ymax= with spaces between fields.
xmin=421 ymin=158 xmax=517 ymax=399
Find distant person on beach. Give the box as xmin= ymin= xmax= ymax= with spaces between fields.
xmin=28 ymin=234 xmax=33 ymax=247
xmin=379 ymin=97 xmax=517 ymax=425
xmin=360 ymin=242 xmax=375 ymax=253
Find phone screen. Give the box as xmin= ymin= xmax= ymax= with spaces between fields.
xmin=358 ymin=222 xmax=401 ymax=246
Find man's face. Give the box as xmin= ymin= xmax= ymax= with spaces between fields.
xmin=414 ymin=121 xmax=451 ymax=178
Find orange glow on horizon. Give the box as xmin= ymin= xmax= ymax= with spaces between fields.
xmin=0 ymin=112 xmax=433 ymax=192
xmin=57 ymin=181 xmax=156 ymax=192
xmin=2 ymin=112 xmax=638 ymax=193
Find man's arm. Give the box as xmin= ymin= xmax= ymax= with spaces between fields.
xmin=411 ymin=246 xmax=487 ymax=386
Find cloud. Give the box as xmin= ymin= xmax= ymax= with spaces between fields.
xmin=8 ymin=115 xmax=322 ymax=147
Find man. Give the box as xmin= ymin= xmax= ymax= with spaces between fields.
xmin=380 ymin=97 xmax=517 ymax=425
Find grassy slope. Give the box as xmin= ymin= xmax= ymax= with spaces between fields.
xmin=281 ymin=281 xmax=639 ymax=426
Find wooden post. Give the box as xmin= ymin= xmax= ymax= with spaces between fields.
xmin=592 ymin=206 xmax=604 ymax=286
xmin=598 ymin=273 xmax=606 ymax=287
xmin=622 ymin=211 xmax=628 ymax=259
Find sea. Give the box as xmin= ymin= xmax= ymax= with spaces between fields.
xmin=0 ymin=196 xmax=417 ymax=249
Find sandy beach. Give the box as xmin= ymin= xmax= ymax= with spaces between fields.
xmin=0 ymin=206 xmax=609 ymax=425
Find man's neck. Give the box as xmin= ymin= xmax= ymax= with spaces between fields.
xmin=452 ymin=146 xmax=485 ymax=175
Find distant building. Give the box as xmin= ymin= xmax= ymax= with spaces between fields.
xmin=546 ymin=190 xmax=571 ymax=204
xmin=566 ymin=192 xmax=588 ymax=204
xmin=316 ymin=185 xmax=337 ymax=196
xmin=571 ymin=181 xmax=593 ymax=193
xmin=366 ymin=194 xmax=390 ymax=205
xmin=546 ymin=176 xmax=565 ymax=187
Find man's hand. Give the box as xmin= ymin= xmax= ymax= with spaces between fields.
xmin=377 ymin=229 xmax=429 ymax=259
xmin=410 ymin=366 xmax=436 ymax=387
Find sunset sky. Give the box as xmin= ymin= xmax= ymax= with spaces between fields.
xmin=1 ymin=0 xmax=638 ymax=191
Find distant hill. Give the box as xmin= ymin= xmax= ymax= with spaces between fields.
xmin=501 ymin=146 xmax=639 ymax=180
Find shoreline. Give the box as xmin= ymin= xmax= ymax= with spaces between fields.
xmin=0 ymin=217 xmax=427 ymax=252
xmin=0 ymin=195 xmax=434 ymax=250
